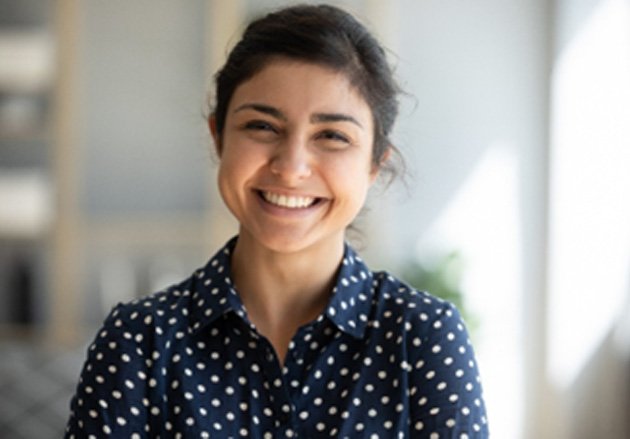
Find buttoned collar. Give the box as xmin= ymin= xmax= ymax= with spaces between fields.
xmin=189 ymin=236 xmax=374 ymax=339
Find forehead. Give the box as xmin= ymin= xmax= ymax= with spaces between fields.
xmin=228 ymin=60 xmax=373 ymax=124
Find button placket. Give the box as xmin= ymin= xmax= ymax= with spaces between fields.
xmin=256 ymin=337 xmax=295 ymax=432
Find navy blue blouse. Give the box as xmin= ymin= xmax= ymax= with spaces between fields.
xmin=66 ymin=237 xmax=488 ymax=438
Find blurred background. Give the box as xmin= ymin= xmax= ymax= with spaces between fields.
xmin=0 ymin=0 xmax=628 ymax=437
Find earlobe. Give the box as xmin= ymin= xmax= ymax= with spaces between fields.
xmin=208 ymin=115 xmax=222 ymax=156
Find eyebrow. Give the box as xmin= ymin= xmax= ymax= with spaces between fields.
xmin=233 ymin=103 xmax=286 ymax=120
xmin=233 ymin=103 xmax=363 ymax=129
xmin=311 ymin=112 xmax=363 ymax=128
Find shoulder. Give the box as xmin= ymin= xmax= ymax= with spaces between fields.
xmin=93 ymin=271 xmax=205 ymax=357
xmin=371 ymin=270 xmax=465 ymax=331
xmin=339 ymin=245 xmax=465 ymax=336
xmin=106 ymin=279 xmax=194 ymax=328
xmin=367 ymin=270 xmax=474 ymax=360
xmin=102 ymin=236 xmax=238 ymax=332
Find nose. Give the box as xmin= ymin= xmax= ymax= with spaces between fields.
xmin=269 ymin=136 xmax=312 ymax=184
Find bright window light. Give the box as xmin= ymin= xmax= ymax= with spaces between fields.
xmin=548 ymin=0 xmax=630 ymax=388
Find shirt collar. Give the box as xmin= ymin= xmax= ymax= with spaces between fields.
xmin=188 ymin=237 xmax=245 ymax=334
xmin=189 ymin=237 xmax=374 ymax=339
xmin=323 ymin=244 xmax=374 ymax=338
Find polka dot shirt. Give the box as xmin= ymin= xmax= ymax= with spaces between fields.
xmin=65 ymin=237 xmax=489 ymax=438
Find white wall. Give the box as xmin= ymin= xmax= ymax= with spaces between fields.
xmin=547 ymin=0 xmax=630 ymax=437
xmin=79 ymin=0 xmax=210 ymax=216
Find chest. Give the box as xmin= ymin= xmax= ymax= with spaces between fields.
xmin=148 ymin=319 xmax=412 ymax=438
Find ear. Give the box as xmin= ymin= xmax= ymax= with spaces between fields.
xmin=369 ymin=147 xmax=392 ymax=184
xmin=208 ymin=115 xmax=222 ymax=156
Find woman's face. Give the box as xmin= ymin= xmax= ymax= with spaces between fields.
xmin=213 ymin=60 xmax=378 ymax=254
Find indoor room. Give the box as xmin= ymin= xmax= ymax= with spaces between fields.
xmin=1 ymin=0 xmax=628 ymax=437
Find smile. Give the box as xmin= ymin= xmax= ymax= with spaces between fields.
xmin=260 ymin=191 xmax=318 ymax=209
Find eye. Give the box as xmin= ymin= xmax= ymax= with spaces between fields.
xmin=244 ymin=120 xmax=276 ymax=132
xmin=318 ymin=130 xmax=350 ymax=146
xmin=241 ymin=120 xmax=280 ymax=142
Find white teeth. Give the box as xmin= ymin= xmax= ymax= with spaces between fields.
xmin=262 ymin=191 xmax=315 ymax=209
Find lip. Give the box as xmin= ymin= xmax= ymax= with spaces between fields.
xmin=253 ymin=189 xmax=327 ymax=216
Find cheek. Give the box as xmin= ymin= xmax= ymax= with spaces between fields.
xmin=217 ymin=150 xmax=244 ymax=196
xmin=216 ymin=165 xmax=233 ymax=209
xmin=217 ymin=142 xmax=268 ymax=199
xmin=220 ymin=138 xmax=254 ymax=174
xmin=326 ymin=158 xmax=373 ymax=201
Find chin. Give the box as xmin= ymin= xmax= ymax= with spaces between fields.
xmin=258 ymin=235 xmax=320 ymax=255
xmin=243 ymin=227 xmax=344 ymax=256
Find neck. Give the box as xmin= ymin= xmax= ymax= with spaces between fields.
xmin=230 ymin=230 xmax=344 ymax=362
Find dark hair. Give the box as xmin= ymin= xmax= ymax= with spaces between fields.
xmin=212 ymin=4 xmax=402 ymax=175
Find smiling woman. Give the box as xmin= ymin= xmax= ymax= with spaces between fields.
xmin=65 ymin=4 xmax=489 ymax=438
xmin=214 ymin=61 xmax=376 ymax=259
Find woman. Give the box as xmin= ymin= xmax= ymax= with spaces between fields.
xmin=66 ymin=4 xmax=488 ymax=438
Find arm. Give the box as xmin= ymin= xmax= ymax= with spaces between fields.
xmin=408 ymin=301 xmax=489 ymax=438
xmin=65 ymin=304 xmax=154 ymax=438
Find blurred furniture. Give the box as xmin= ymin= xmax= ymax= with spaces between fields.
xmin=0 ymin=0 xmax=55 ymax=336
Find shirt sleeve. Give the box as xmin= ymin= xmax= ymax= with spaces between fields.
xmin=64 ymin=304 xmax=154 ymax=438
xmin=408 ymin=301 xmax=489 ymax=438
